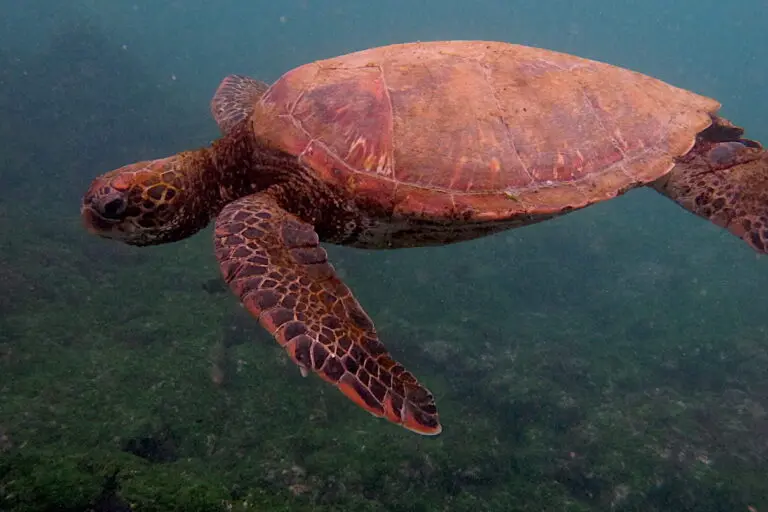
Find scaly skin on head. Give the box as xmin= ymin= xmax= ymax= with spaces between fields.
xmin=81 ymin=127 xmax=296 ymax=246
xmin=652 ymin=122 xmax=768 ymax=253
xmin=81 ymin=151 xmax=217 ymax=245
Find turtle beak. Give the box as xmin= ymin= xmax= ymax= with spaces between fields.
xmin=81 ymin=206 xmax=140 ymax=243
xmin=81 ymin=205 xmax=116 ymax=235
xmin=81 ymin=179 xmax=131 ymax=238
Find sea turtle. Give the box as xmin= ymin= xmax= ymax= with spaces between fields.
xmin=81 ymin=41 xmax=768 ymax=436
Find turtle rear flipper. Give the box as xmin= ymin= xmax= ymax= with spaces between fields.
xmin=214 ymin=191 xmax=442 ymax=435
xmin=210 ymin=74 xmax=269 ymax=135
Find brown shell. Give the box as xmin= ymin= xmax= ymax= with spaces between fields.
xmin=249 ymin=41 xmax=720 ymax=220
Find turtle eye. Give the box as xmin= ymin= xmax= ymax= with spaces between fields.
xmin=100 ymin=197 xmax=127 ymax=219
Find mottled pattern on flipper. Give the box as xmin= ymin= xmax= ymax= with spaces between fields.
xmin=654 ymin=139 xmax=768 ymax=253
xmin=214 ymin=192 xmax=442 ymax=435
xmin=211 ymin=75 xmax=269 ymax=134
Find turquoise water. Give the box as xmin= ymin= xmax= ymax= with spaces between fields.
xmin=1 ymin=1 xmax=767 ymax=510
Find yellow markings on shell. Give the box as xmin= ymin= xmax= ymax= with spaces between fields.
xmin=613 ymin=128 xmax=630 ymax=152
xmin=488 ymin=157 xmax=502 ymax=190
xmin=449 ymin=155 xmax=470 ymax=189
xmin=375 ymin=154 xmax=393 ymax=176
xmin=554 ymin=152 xmax=566 ymax=180
xmin=348 ymin=135 xmax=393 ymax=177
xmin=575 ymin=149 xmax=585 ymax=167
xmin=489 ymin=157 xmax=501 ymax=174
xmin=347 ymin=135 xmax=368 ymax=161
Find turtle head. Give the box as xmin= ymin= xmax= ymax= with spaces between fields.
xmin=81 ymin=154 xmax=211 ymax=246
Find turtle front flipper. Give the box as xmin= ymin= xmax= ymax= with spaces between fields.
xmin=214 ymin=192 xmax=441 ymax=435
xmin=653 ymin=137 xmax=768 ymax=253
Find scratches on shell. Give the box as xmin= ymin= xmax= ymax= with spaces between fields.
xmin=376 ymin=64 xmax=397 ymax=178
xmin=479 ymin=61 xmax=535 ymax=187
xmin=579 ymin=84 xmax=627 ymax=159
xmin=579 ymin=84 xmax=642 ymax=187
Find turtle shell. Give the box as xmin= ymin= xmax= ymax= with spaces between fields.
xmin=249 ymin=41 xmax=720 ymax=221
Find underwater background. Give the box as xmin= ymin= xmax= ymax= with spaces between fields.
xmin=1 ymin=0 xmax=767 ymax=510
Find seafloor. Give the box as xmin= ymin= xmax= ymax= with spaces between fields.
xmin=3 ymin=179 xmax=768 ymax=512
